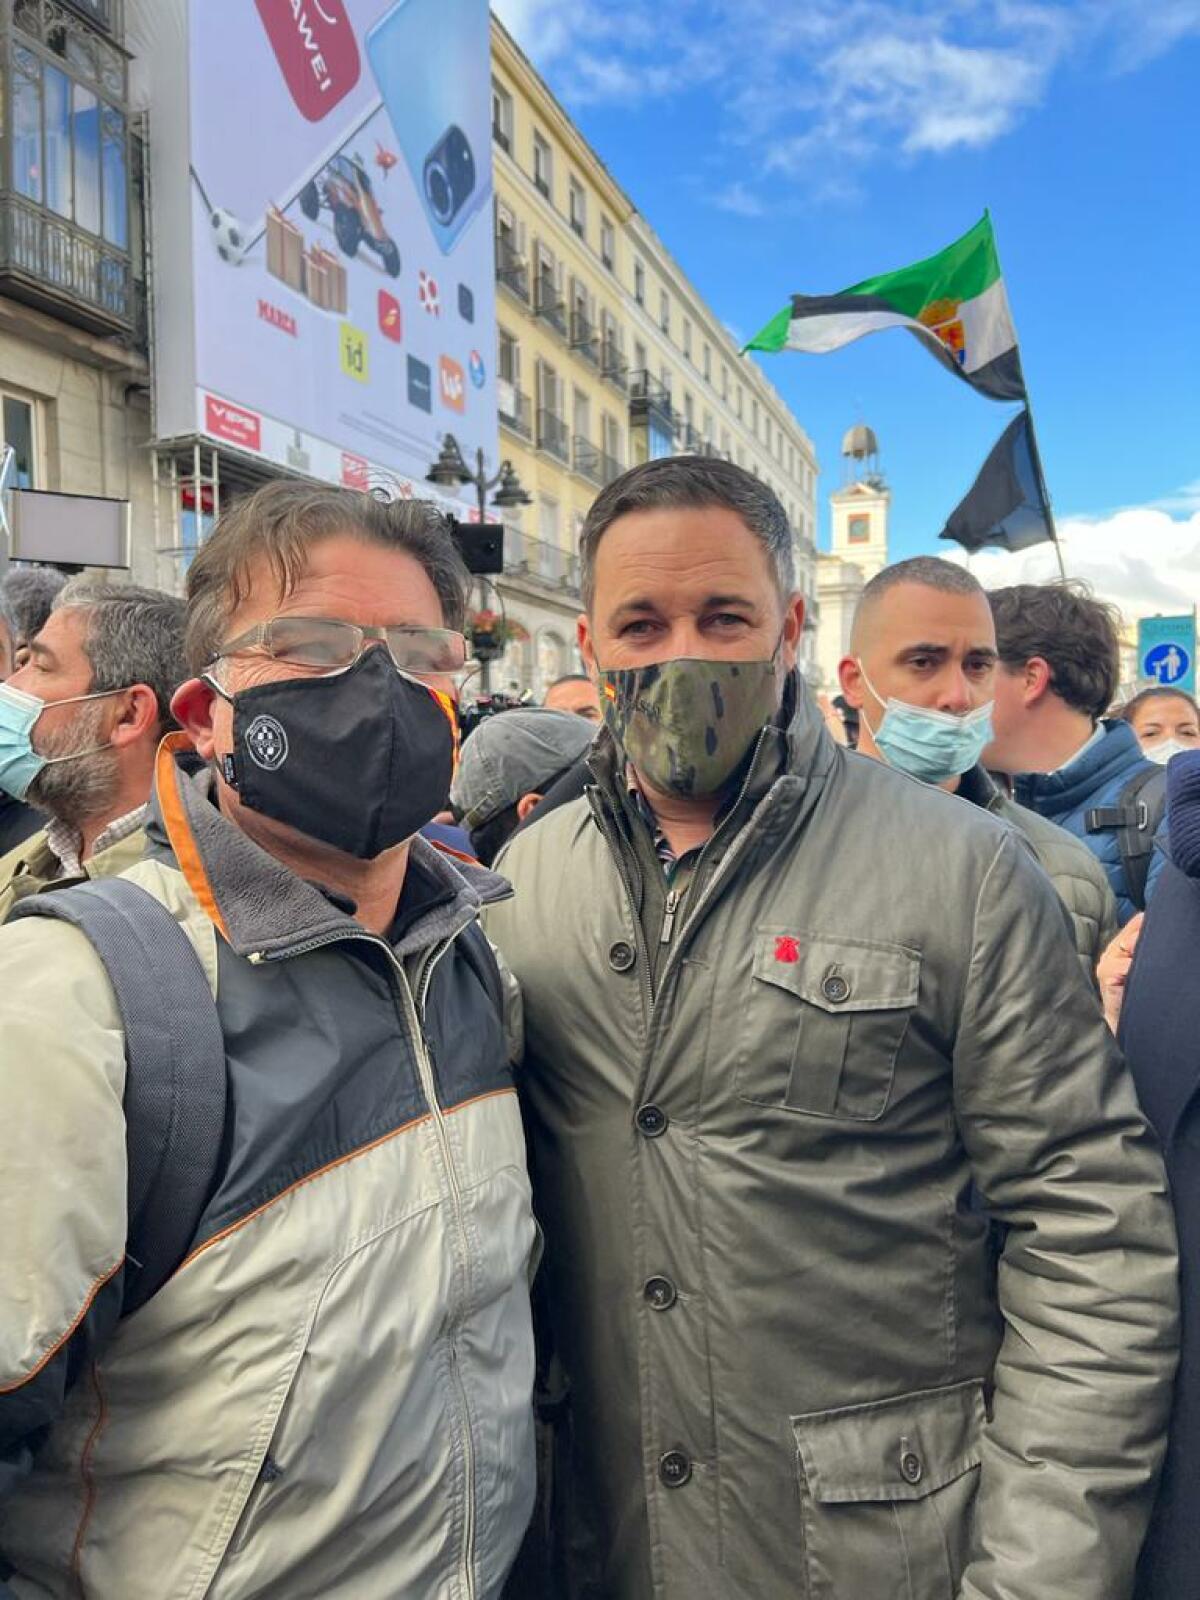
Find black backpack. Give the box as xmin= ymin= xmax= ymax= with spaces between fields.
xmin=1084 ymin=765 xmax=1167 ymax=913
xmin=9 ymin=877 xmax=227 ymax=1315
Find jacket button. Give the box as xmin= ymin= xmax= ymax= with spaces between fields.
xmin=900 ymin=1449 xmax=923 ymax=1485
xmin=659 ymin=1449 xmax=692 ymax=1487
xmin=609 ymin=940 xmax=636 ymax=972
xmin=821 ymin=972 xmax=851 ymax=1004
xmin=635 ymin=1103 xmax=668 ymax=1138
xmin=644 ymin=1275 xmax=677 ymax=1311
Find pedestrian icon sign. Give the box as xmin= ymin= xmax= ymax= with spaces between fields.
xmin=1144 ymin=642 xmax=1190 ymax=686
xmin=1138 ymin=613 xmax=1197 ymax=695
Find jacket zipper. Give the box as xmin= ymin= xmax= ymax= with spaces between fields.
xmin=250 ymin=927 xmax=480 ymax=1600
xmin=659 ymin=889 xmax=681 ymax=946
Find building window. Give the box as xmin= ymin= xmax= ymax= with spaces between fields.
xmin=569 ymin=177 xmax=586 ymax=238
xmin=682 ymin=319 xmax=693 ymax=361
xmin=11 ymin=41 xmax=129 ymax=250
xmin=600 ymin=216 xmax=615 ymax=271
xmin=722 ymin=367 xmax=730 ymax=402
xmin=539 ymin=494 xmax=560 ymax=544
xmin=634 ymin=259 xmax=645 ymax=305
xmin=634 ymin=338 xmax=647 ymax=372
xmin=603 ymin=412 xmax=622 ymax=464
xmin=703 ymin=344 xmax=712 ymax=383
xmin=736 ymin=386 xmax=744 ymax=420
xmin=492 ymin=80 xmax=513 ymax=151
xmin=1 ymin=391 xmax=40 ymax=488
xmin=659 ymin=289 xmax=670 ymax=335
xmin=684 ymin=392 xmax=695 ymax=426
xmin=498 ymin=327 xmax=519 ymax=384
xmin=533 ymin=132 xmax=553 ymax=199
xmin=848 ymin=514 xmax=871 ymax=543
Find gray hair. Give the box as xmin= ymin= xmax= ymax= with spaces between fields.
xmin=579 ymin=456 xmax=795 ymax=610
xmin=0 ymin=564 xmax=67 ymax=649
xmin=54 ymin=578 xmax=188 ymax=732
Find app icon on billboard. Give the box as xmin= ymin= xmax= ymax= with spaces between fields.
xmin=418 ymin=270 xmax=441 ymax=317
xmin=468 ymin=350 xmax=486 ymax=389
xmin=339 ymin=323 xmax=369 ymax=383
xmin=407 ymin=356 xmax=432 ymax=413
xmin=439 ymin=356 xmax=466 ymax=414
xmin=254 ymin=0 xmax=361 ymax=123
xmin=458 ymin=284 xmax=475 ymax=323
xmin=378 ymin=290 xmax=403 ymax=343
xmin=205 ymin=395 xmax=262 ymax=451
xmin=341 ymin=452 xmax=369 ymax=491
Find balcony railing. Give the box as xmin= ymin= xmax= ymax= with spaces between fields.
xmin=534 ymin=279 xmax=567 ymax=337
xmin=498 ymin=382 xmax=532 ymax=439
xmin=601 ymin=342 xmax=628 ymax=391
xmin=537 ymin=408 xmax=570 ymax=462
xmin=503 ymin=525 xmax=581 ymax=596
xmin=679 ymin=423 xmax=704 ymax=454
xmin=629 ymin=369 xmax=674 ymax=429
xmin=599 ymin=449 xmax=624 ymax=486
xmin=572 ymin=435 xmax=604 ymax=486
xmin=569 ymin=310 xmax=598 ymax=362
xmin=496 ymin=237 xmax=529 ymax=302
xmin=0 ymin=193 xmax=134 ymax=334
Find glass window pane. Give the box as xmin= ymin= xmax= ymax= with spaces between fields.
xmin=101 ymin=105 xmax=127 ymax=247
xmin=73 ymin=82 xmax=102 ymax=235
xmin=44 ymin=65 xmax=72 ymax=218
xmin=3 ymin=398 xmax=36 ymax=490
xmin=12 ymin=48 xmax=43 ymax=204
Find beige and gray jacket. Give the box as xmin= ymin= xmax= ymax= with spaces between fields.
xmin=486 ymin=680 xmax=1178 ymax=1600
xmin=0 ymin=740 xmax=537 ymax=1599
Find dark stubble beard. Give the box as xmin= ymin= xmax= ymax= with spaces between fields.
xmin=25 ymin=698 xmax=121 ymax=831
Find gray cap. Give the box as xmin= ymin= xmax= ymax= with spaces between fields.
xmin=451 ymin=707 xmax=597 ymax=830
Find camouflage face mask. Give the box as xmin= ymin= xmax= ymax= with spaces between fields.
xmin=599 ymin=655 xmax=781 ymax=798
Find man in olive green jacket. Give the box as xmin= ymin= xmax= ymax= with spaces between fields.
xmin=836 ymin=555 xmax=1119 ymax=974
xmin=486 ymin=458 xmax=1178 ymax=1600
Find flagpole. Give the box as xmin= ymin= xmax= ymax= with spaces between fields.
xmin=1022 ymin=403 xmax=1066 ymax=580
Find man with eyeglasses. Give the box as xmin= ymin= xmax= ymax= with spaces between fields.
xmin=0 ymin=482 xmax=537 ymax=1598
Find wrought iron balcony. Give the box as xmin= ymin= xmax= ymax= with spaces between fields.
xmin=570 ymin=310 xmax=598 ymax=362
xmin=572 ymin=435 xmax=604 ymax=486
xmin=503 ymin=525 xmax=581 ymax=596
xmin=601 ymin=342 xmax=629 ymax=391
xmin=498 ymin=382 xmax=532 ymax=439
xmin=0 ymin=192 xmax=134 ymax=334
xmin=496 ymin=237 xmax=529 ymax=302
xmin=534 ymin=279 xmax=567 ymax=337
xmin=537 ymin=408 xmax=570 ymax=462
xmin=629 ymin=369 xmax=674 ymax=429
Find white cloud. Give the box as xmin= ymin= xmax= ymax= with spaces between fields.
xmin=941 ymin=501 xmax=1200 ymax=621
xmin=710 ymin=181 xmax=767 ymax=218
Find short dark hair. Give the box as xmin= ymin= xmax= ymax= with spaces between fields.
xmin=988 ymin=581 xmax=1120 ymax=719
xmin=55 ymin=579 xmax=188 ymax=733
xmin=0 ymin=564 xmax=67 ymax=650
xmin=851 ymin=556 xmax=983 ymax=647
xmin=184 ymin=481 xmax=469 ymax=674
xmin=1120 ymin=686 xmax=1200 ymax=725
xmin=547 ymin=673 xmax=591 ymax=690
xmin=579 ymin=456 xmax=794 ymax=610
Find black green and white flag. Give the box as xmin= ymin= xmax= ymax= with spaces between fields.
xmin=746 ymin=213 xmax=1025 ymax=401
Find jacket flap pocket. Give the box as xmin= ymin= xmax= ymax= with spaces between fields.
xmin=791 ymin=1380 xmax=984 ymax=1503
xmin=752 ymin=930 xmax=920 ymax=1014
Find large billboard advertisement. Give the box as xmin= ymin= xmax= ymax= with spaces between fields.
xmin=135 ymin=0 xmax=495 ymax=499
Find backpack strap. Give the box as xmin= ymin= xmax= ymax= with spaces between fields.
xmin=9 ymin=877 xmax=226 ymax=1315
xmin=1085 ymin=765 xmax=1167 ymax=911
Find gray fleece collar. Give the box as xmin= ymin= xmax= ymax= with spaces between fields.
xmin=147 ymin=755 xmax=511 ymax=961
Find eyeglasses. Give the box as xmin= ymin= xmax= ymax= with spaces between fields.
xmin=215 ymin=617 xmax=468 ymax=677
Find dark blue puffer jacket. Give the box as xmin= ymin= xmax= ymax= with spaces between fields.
xmin=1014 ymin=719 xmax=1164 ymax=923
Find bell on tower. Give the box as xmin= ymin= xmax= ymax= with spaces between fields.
xmin=841 ymin=423 xmax=883 ymax=486
xmin=829 ymin=421 xmax=891 ymax=581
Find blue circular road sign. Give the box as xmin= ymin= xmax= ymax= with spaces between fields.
xmin=1143 ymin=641 xmax=1192 ymax=685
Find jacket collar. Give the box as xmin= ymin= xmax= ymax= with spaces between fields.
xmin=1014 ymin=719 xmax=1147 ymax=812
xmin=585 ymin=668 xmax=837 ymax=809
xmin=145 ymin=735 xmax=510 ymax=962
xmin=956 ymin=764 xmax=1002 ymax=811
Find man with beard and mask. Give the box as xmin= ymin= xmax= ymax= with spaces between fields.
xmin=837 ymin=556 xmax=1118 ymax=976
xmin=0 ymin=564 xmax=66 ymax=855
xmin=0 ymin=579 xmax=186 ymax=920
xmin=0 ymin=483 xmax=536 ymax=1599
xmin=484 ymin=456 xmax=1177 ymax=1600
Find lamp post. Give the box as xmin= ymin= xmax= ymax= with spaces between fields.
xmin=426 ymin=434 xmax=532 ymax=689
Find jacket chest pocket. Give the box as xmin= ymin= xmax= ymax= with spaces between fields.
xmin=734 ymin=930 xmax=920 ymax=1121
xmin=792 ymin=1380 xmax=984 ymax=1600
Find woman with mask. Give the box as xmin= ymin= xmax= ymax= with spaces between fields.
xmin=1120 ymin=686 xmax=1200 ymax=765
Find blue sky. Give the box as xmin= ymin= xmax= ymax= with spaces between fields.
xmin=494 ymin=0 xmax=1200 ymax=612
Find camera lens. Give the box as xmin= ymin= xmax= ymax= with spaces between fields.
xmin=424 ymin=159 xmax=452 ymax=223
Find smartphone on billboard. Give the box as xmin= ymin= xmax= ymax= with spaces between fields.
xmin=364 ymin=0 xmax=491 ymax=256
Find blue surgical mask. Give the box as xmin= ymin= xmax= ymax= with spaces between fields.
xmin=0 ymin=680 xmax=126 ymax=801
xmin=857 ymin=662 xmax=994 ymax=786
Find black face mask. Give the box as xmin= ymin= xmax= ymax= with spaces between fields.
xmin=210 ymin=646 xmax=458 ymax=859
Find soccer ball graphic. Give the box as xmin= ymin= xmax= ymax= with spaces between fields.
xmin=210 ymin=207 xmax=248 ymax=265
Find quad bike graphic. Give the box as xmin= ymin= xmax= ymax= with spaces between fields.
xmin=300 ymin=155 xmax=401 ymax=277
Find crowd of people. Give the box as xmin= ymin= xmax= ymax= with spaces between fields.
xmin=0 ymin=455 xmax=1194 ymax=1599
